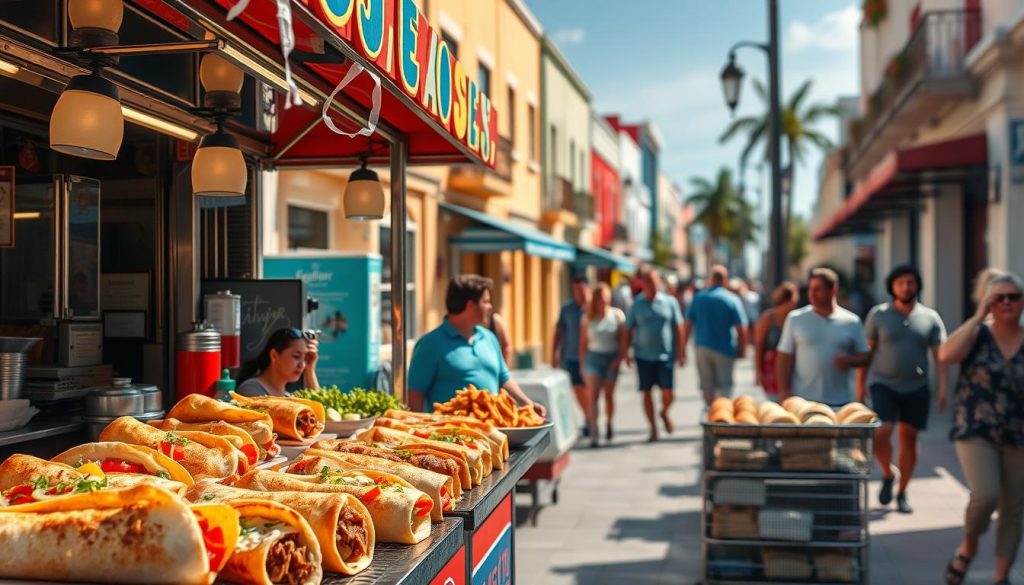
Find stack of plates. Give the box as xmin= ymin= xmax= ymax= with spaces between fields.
xmin=0 ymin=352 xmax=27 ymax=401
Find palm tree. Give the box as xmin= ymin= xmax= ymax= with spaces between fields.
xmin=719 ymin=78 xmax=838 ymax=236
xmin=687 ymin=167 xmax=749 ymax=266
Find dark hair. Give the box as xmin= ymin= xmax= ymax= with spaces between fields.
xmin=886 ymin=264 xmax=923 ymax=297
xmin=572 ymin=275 xmax=589 ymax=286
xmin=237 ymin=328 xmax=305 ymax=382
xmin=446 ymin=274 xmax=493 ymax=314
xmin=808 ymin=267 xmax=839 ymax=289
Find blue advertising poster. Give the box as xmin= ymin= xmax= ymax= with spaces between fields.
xmin=264 ymin=254 xmax=381 ymax=389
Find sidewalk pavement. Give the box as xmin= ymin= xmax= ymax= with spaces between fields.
xmin=514 ymin=357 xmax=1024 ymax=584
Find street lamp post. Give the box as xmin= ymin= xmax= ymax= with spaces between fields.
xmin=720 ymin=0 xmax=785 ymax=288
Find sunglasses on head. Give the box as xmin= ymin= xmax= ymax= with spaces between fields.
xmin=994 ymin=293 xmax=1023 ymax=304
xmin=284 ymin=328 xmax=316 ymax=340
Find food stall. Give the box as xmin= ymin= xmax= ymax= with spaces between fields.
xmin=0 ymin=0 xmax=551 ymax=584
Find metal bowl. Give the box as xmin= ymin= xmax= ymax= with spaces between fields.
xmin=84 ymin=387 xmax=146 ymax=417
xmin=82 ymin=411 xmax=164 ymax=441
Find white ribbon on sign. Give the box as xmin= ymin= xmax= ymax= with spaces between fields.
xmin=226 ymin=0 xmax=302 ymax=108
xmin=321 ymin=62 xmax=382 ymax=139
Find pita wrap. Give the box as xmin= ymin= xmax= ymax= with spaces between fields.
xmin=51 ymin=442 xmax=194 ymax=486
xmin=167 ymin=394 xmax=278 ymax=454
xmin=230 ymin=392 xmax=325 ymax=440
xmin=286 ymin=450 xmax=452 ymax=521
xmin=0 ymin=455 xmax=190 ymax=499
xmin=187 ymin=482 xmax=373 ymax=576
xmin=0 ymin=484 xmax=235 ymax=584
xmin=150 ymin=419 xmax=263 ymax=465
xmin=232 ymin=469 xmax=433 ymax=543
xmin=219 ymin=499 xmax=323 ymax=585
xmin=310 ymin=439 xmax=464 ymax=498
xmin=379 ymin=412 xmax=510 ymax=462
xmin=359 ymin=426 xmax=487 ymax=485
xmin=99 ymin=416 xmax=240 ymax=479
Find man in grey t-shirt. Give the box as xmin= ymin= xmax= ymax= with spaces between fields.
xmin=857 ymin=265 xmax=948 ymax=514
xmin=777 ymin=268 xmax=871 ymax=407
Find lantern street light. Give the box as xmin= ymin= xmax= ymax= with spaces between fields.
xmin=719 ymin=0 xmax=785 ymax=288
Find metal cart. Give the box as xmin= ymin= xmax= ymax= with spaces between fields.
xmin=700 ymin=418 xmax=879 ymax=584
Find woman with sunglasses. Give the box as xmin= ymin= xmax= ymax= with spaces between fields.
xmin=940 ymin=272 xmax=1024 ymax=585
xmin=235 ymin=328 xmax=320 ymax=397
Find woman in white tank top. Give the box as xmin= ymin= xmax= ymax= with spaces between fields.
xmin=579 ymin=283 xmax=627 ymax=447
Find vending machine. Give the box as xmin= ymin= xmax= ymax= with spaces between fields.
xmin=263 ymin=253 xmax=381 ymax=390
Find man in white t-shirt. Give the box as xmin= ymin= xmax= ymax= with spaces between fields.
xmin=777 ymin=268 xmax=871 ymax=407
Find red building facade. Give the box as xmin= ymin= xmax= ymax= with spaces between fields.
xmin=591 ymin=150 xmax=620 ymax=247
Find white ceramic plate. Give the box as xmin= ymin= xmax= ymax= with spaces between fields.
xmin=496 ymin=422 xmax=554 ymax=447
xmin=323 ymin=416 xmax=377 ymax=438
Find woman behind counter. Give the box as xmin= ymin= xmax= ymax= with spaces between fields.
xmin=235 ymin=328 xmax=320 ymax=397
xmin=939 ymin=272 xmax=1024 ymax=585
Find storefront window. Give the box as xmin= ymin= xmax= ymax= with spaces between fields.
xmin=379 ymin=226 xmax=417 ymax=339
xmin=287 ymin=205 xmax=329 ymax=250
xmin=116 ymin=7 xmax=197 ymax=104
xmin=478 ymin=64 xmax=491 ymax=98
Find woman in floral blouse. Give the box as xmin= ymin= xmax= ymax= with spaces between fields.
xmin=939 ymin=272 xmax=1024 ymax=585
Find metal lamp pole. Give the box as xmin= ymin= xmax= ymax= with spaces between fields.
xmin=720 ymin=0 xmax=785 ymax=288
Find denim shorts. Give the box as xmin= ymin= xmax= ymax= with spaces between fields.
xmin=584 ymin=351 xmax=619 ymax=381
xmin=637 ymin=359 xmax=674 ymax=391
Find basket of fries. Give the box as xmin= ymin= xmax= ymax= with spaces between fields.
xmin=434 ymin=385 xmax=551 ymax=447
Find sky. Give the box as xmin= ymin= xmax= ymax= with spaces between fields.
xmin=523 ymin=0 xmax=861 ymax=226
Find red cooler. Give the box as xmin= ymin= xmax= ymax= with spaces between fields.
xmin=204 ymin=290 xmax=241 ymax=369
xmin=176 ymin=323 xmax=221 ymax=400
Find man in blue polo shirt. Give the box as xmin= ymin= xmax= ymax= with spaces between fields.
xmin=682 ymin=265 xmax=748 ymax=405
xmin=407 ymin=274 xmax=545 ymax=418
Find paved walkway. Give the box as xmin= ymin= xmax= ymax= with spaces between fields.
xmin=513 ymin=358 xmax=1024 ymax=584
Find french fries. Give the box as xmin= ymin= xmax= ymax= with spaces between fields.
xmin=433 ymin=385 xmax=546 ymax=428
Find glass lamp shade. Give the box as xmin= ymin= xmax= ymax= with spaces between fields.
xmin=192 ymin=130 xmax=247 ymax=200
xmin=200 ymin=54 xmax=244 ymax=94
xmin=344 ymin=166 xmax=386 ymax=220
xmin=720 ymin=58 xmax=744 ymax=113
xmin=50 ymin=74 xmax=124 ymax=160
xmin=69 ymin=0 xmax=123 ymax=33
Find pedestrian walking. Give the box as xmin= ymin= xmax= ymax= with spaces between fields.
xmin=611 ymin=278 xmax=634 ymax=315
xmin=619 ymin=270 xmax=685 ymax=442
xmin=856 ymin=265 xmax=948 ymax=514
xmin=777 ymin=267 xmax=871 ymax=407
xmin=579 ymin=283 xmax=627 ymax=447
xmin=407 ymin=274 xmax=545 ymax=418
xmin=754 ymin=282 xmax=799 ymax=397
xmin=681 ymin=266 xmax=748 ymax=404
xmin=939 ymin=271 xmax=1024 ymax=585
xmin=552 ymin=275 xmax=591 ymax=434
xmin=487 ymin=310 xmax=513 ymax=365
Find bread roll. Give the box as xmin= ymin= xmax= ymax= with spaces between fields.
xmin=711 ymin=397 xmax=734 ymax=413
xmin=803 ymin=414 xmax=835 ymax=425
xmin=733 ymin=396 xmax=755 ymax=411
xmin=835 ymin=402 xmax=870 ymax=423
xmin=768 ymin=412 xmax=800 ymax=424
xmin=758 ymin=403 xmax=785 ymax=424
xmin=843 ymin=410 xmax=878 ymax=424
xmin=798 ymin=402 xmax=838 ymax=424
xmin=782 ymin=396 xmax=809 ymax=414
xmin=735 ymin=411 xmax=759 ymax=425
xmin=709 ymin=410 xmax=735 ymax=424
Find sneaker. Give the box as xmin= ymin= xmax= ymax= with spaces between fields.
xmin=605 ymin=423 xmax=614 ymax=442
xmin=590 ymin=438 xmax=600 ymax=449
xmin=879 ymin=465 xmax=900 ymax=506
xmin=581 ymin=425 xmax=590 ymax=438
xmin=896 ymin=493 xmax=913 ymax=514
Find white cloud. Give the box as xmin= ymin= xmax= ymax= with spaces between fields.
xmin=787 ymin=4 xmax=860 ymax=53
xmin=551 ymin=27 xmax=586 ymax=46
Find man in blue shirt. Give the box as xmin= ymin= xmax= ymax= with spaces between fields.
xmin=682 ymin=265 xmax=748 ymax=405
xmin=408 ymin=275 xmax=545 ymax=418
xmin=619 ymin=270 xmax=685 ymax=442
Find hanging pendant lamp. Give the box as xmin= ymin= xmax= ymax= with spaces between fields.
xmin=69 ymin=0 xmax=123 ymax=47
xmin=49 ymin=72 xmax=124 ymax=160
xmin=344 ymin=159 xmax=385 ymax=220
xmin=192 ymin=123 xmax=247 ymax=208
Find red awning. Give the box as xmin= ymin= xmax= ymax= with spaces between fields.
xmin=145 ymin=0 xmax=491 ymax=168
xmin=813 ymin=134 xmax=987 ymax=240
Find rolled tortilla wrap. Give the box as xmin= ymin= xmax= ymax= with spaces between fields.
xmin=231 ymin=392 xmax=325 ymax=440
xmin=310 ymin=440 xmax=464 ymax=499
xmin=376 ymin=416 xmax=508 ymax=463
xmin=233 ymin=469 xmax=432 ymax=543
xmin=166 ymin=394 xmax=278 ymax=456
xmin=150 ymin=419 xmax=263 ymax=465
xmin=360 ymin=426 xmax=485 ymax=485
xmin=51 ymin=442 xmax=194 ymax=486
xmin=0 ymin=485 xmax=226 ymax=584
xmin=219 ymin=499 xmax=323 ymax=585
xmin=287 ymin=450 xmax=452 ymax=521
xmin=382 ymin=411 xmax=509 ymax=459
xmin=99 ymin=416 xmax=240 ymax=479
xmin=187 ymin=482 xmax=373 ymax=575
xmin=0 ymin=454 xmax=190 ymax=499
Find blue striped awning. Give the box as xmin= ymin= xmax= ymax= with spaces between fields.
xmin=575 ymin=245 xmax=636 ymax=273
xmin=442 ymin=202 xmax=576 ymax=262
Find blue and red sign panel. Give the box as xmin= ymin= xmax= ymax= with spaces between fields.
xmin=471 ymin=494 xmax=513 ymax=585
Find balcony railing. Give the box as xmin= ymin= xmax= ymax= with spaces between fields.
xmin=847 ymin=9 xmax=980 ymax=175
xmin=448 ymin=135 xmax=513 ymax=196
